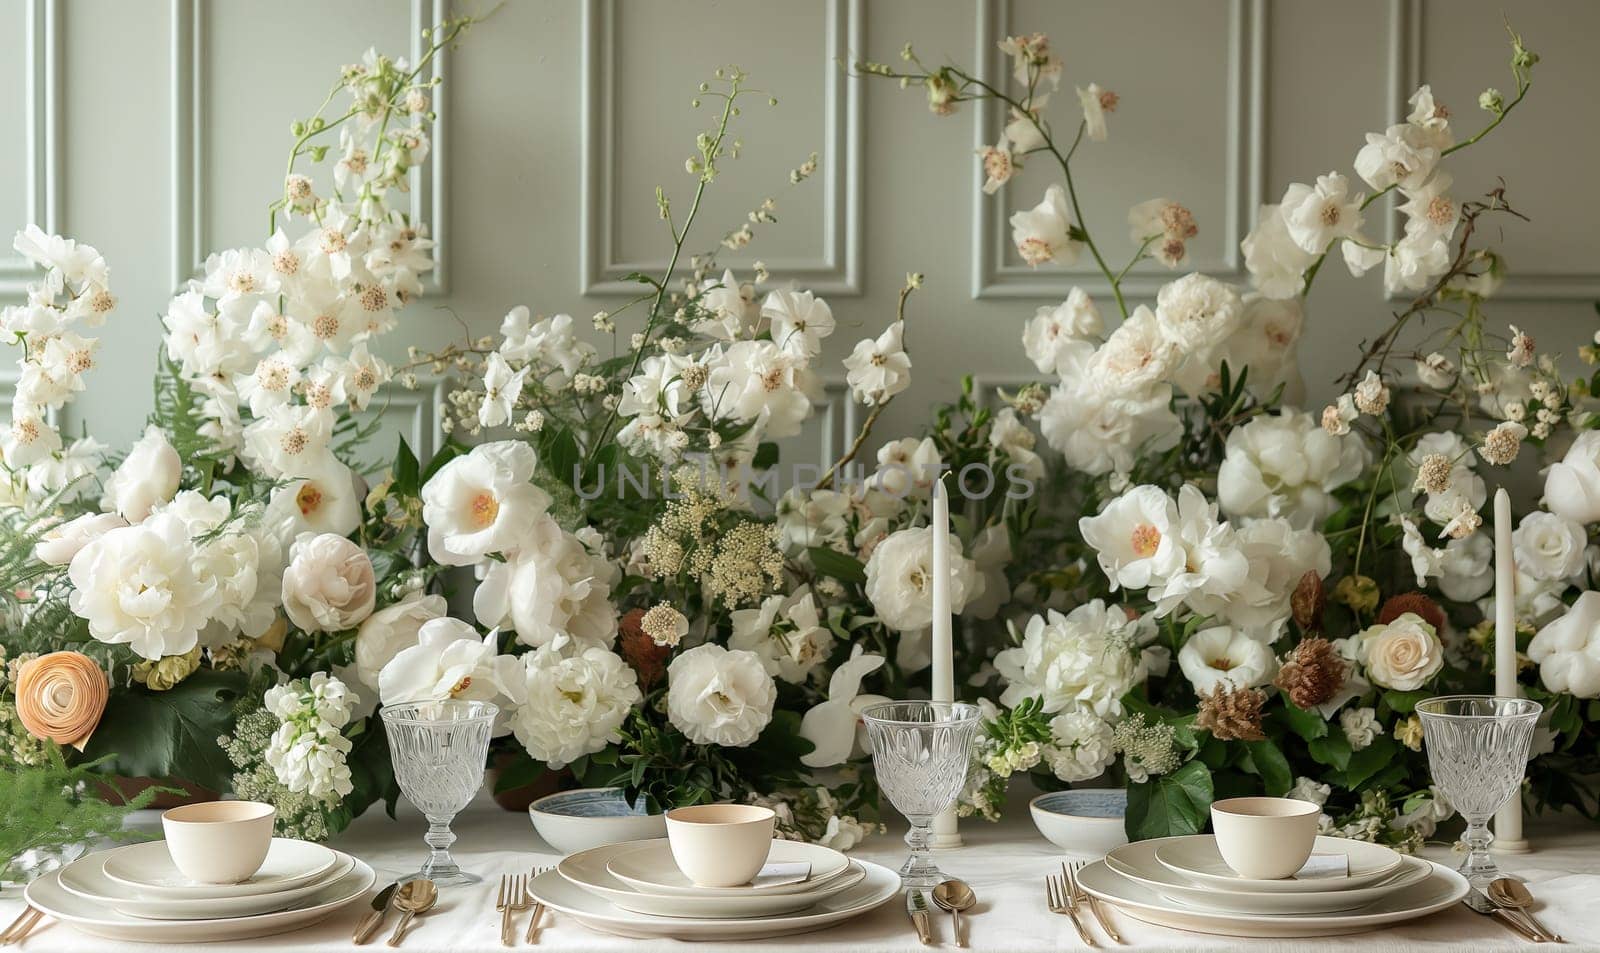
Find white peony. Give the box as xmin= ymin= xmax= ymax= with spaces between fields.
xmin=1513 ymin=512 xmax=1587 ymax=583
xmin=1046 ymin=710 xmax=1117 ymax=783
xmin=421 ymin=440 xmax=551 ymax=565
xmin=1088 ymin=306 xmax=1177 ymax=397
xmin=472 ymin=516 xmax=619 ymax=650
xmin=1527 ymin=592 xmax=1600 ymax=698
xmin=1010 ymin=184 xmax=1080 ymax=266
xmin=665 ymin=643 xmax=777 ymax=748
xmin=1217 ymin=409 xmax=1369 ymax=529
xmin=1179 ymin=294 xmax=1305 ymax=399
xmin=35 ymin=512 xmax=127 ymax=566
xmin=159 ymin=491 xmax=283 ymax=643
xmin=354 ymin=593 xmax=449 ymax=689
xmin=1039 ymin=376 xmax=1181 ymax=477
xmin=1080 ymin=484 xmax=1249 ymax=617
xmin=1186 ymin=516 xmax=1330 ymax=637
xmin=100 ymin=425 xmax=181 ymax=522
xmin=728 ymin=586 xmax=834 ymax=683
xmin=863 ymin=526 xmax=976 ymax=632
xmin=1544 ymin=430 xmax=1600 ymax=525
xmin=377 ymin=617 xmax=507 ymax=708
xmin=280 ymin=532 xmax=376 ymax=633
xmin=1437 ymin=532 xmax=1494 ymax=602
xmin=1242 ymin=204 xmax=1317 ymax=299
xmin=1022 ymin=288 xmax=1101 ymax=375
xmin=500 ymin=639 xmax=642 ymax=768
xmin=1178 ymin=625 xmax=1277 ymax=694
xmin=1152 ymin=272 xmax=1244 ymax=358
xmin=67 ymin=514 xmax=215 ymax=660
xmin=994 ymin=600 xmax=1162 ymax=717
xmin=1354 ymin=612 xmax=1444 ymax=691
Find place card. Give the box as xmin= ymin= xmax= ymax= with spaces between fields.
xmin=750 ymin=861 xmax=811 ymax=888
xmin=1294 ymin=853 xmax=1351 ymax=880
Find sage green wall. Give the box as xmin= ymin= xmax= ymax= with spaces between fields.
xmin=5 ymin=0 xmax=1597 ymax=465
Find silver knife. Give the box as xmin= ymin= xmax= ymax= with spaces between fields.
xmin=353 ymin=881 xmax=400 ymax=945
xmin=907 ymin=889 xmax=934 ymax=945
xmin=1461 ymin=889 xmax=1541 ymax=942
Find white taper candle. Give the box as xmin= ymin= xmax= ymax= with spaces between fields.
xmin=929 ymin=478 xmax=961 ymax=847
xmin=1492 ymin=487 xmax=1528 ymax=851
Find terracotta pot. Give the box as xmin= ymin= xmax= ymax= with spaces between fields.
xmin=486 ymin=754 xmax=569 ymax=812
xmin=96 ymin=777 xmax=218 ymax=810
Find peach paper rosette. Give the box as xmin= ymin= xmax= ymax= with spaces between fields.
xmin=16 ymin=651 xmax=109 ymax=750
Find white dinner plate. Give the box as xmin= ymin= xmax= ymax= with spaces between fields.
xmin=560 ymin=840 xmax=865 ymax=919
xmin=530 ymin=858 xmax=900 ymax=940
xmin=1106 ymin=840 xmax=1433 ymax=915
xmin=25 ymin=857 xmax=374 ymax=943
xmin=60 ymin=849 xmax=356 ymax=920
xmin=1077 ymin=857 xmax=1467 ymax=938
xmin=1155 ymin=835 xmax=1404 ymax=893
xmin=100 ymin=838 xmax=339 ymax=899
xmin=605 ymin=839 xmax=851 ymax=897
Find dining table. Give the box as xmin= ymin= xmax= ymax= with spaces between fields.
xmin=4 ymin=792 xmax=1597 ymax=952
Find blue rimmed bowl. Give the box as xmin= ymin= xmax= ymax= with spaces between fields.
xmin=529 ymin=787 xmax=667 ymax=855
xmin=1030 ymin=788 xmax=1129 ymax=856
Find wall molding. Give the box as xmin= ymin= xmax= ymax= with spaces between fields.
xmin=579 ymin=0 xmax=863 ymax=296
xmin=171 ymin=0 xmax=449 ymax=293
xmin=1387 ymin=0 xmax=1596 ymax=301
xmin=0 ymin=0 xmax=61 ymax=302
xmin=971 ymin=0 xmax=1266 ymax=300
xmin=367 ymin=375 xmax=446 ymax=465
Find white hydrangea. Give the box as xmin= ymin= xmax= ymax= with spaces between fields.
xmin=1045 ymin=710 xmax=1117 ymax=782
xmin=500 ymin=638 xmax=642 ymax=768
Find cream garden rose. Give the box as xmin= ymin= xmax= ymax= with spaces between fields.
xmin=1355 ymin=612 xmax=1444 ymax=691
xmin=863 ymin=526 xmax=976 ymax=632
xmin=665 ymin=643 xmax=777 ymax=748
xmin=280 ymin=532 xmax=376 ymax=633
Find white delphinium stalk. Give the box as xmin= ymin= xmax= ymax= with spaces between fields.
xmin=263 ymin=673 xmax=357 ymax=803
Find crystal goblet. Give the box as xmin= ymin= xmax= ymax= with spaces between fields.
xmin=381 ymin=700 xmax=498 ymax=887
xmin=1415 ymin=694 xmax=1541 ymax=894
xmin=860 ymin=700 xmax=981 ymax=889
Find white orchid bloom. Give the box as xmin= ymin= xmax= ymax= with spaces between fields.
xmin=799 ymin=647 xmax=887 ymax=768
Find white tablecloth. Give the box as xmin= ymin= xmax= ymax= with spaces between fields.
xmin=5 ymin=794 xmax=1598 ymax=952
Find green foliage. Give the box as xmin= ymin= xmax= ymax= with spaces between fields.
xmin=80 ymin=669 xmax=247 ymax=792
xmin=0 ymin=748 xmax=164 ymax=883
xmin=1125 ymin=760 xmax=1213 ymax=840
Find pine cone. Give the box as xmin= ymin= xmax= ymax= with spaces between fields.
xmin=1377 ymin=592 xmax=1446 ymax=635
xmin=1196 ymin=686 xmax=1266 ymax=741
xmin=1273 ymin=636 xmax=1347 ymax=709
xmin=618 ymin=607 xmax=669 ymax=690
xmin=1290 ymin=570 xmax=1326 ymax=631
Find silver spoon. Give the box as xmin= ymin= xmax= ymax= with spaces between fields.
xmin=386 ymin=879 xmax=438 ymax=948
xmin=932 ymin=879 xmax=976 ymax=948
xmin=1490 ymin=877 xmax=1563 ymax=942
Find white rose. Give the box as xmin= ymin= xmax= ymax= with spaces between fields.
xmin=1356 ymin=612 xmax=1444 ymax=691
xmin=1177 ymin=625 xmax=1277 ymax=695
xmin=377 ymin=617 xmax=507 ymax=710
xmin=67 ymin=514 xmax=213 ymax=661
xmin=1527 ymin=591 xmax=1600 ymax=698
xmin=35 ymin=512 xmax=128 ymax=566
xmin=1513 ymin=512 xmax=1587 ymax=583
xmin=100 ymin=425 xmax=181 ymax=522
xmin=421 ymin=440 xmax=552 ymax=566
xmin=355 ymin=593 xmax=449 ymax=688
xmin=994 ymin=601 xmax=1159 ymax=717
xmin=1153 ymin=272 xmax=1244 ymax=358
xmin=281 ymin=533 xmax=376 ymax=633
xmin=501 ymin=640 xmax=641 ymax=767
xmin=1544 ymin=431 xmax=1600 ymax=525
xmin=666 ymin=644 xmax=776 ymax=747
xmin=863 ymin=526 xmax=976 ymax=632
xmin=1217 ymin=409 xmax=1369 ymax=529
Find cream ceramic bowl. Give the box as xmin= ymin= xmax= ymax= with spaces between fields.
xmin=528 ymin=787 xmax=667 ymax=855
xmin=664 ymin=804 xmax=776 ymax=888
xmin=1209 ymin=796 xmax=1321 ymax=879
xmin=161 ymin=801 xmax=276 ymax=884
xmin=1030 ymin=788 xmax=1129 ymax=856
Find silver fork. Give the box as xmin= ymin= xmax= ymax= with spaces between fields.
xmin=1066 ymin=861 xmax=1122 ymax=944
xmin=497 ymin=874 xmax=529 ymax=946
xmin=524 ymin=867 xmax=552 ymax=943
xmin=1046 ymin=872 xmax=1096 ymax=947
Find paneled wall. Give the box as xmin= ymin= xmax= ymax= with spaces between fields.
xmin=6 ymin=0 xmax=1597 ymax=464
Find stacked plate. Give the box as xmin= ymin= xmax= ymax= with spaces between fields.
xmin=529 ymin=838 xmax=901 ymax=941
xmin=24 ymin=838 xmax=375 ymax=943
xmin=1076 ymin=834 xmax=1469 ymax=938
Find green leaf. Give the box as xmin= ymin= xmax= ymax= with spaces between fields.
xmin=1341 ymin=736 xmax=1398 ymax=789
xmin=1308 ymin=732 xmax=1352 ymax=771
xmin=491 ymin=748 xmax=551 ymax=794
xmin=392 ymin=435 xmax=421 ymax=496
xmin=1125 ymin=761 xmax=1214 ymax=841
xmin=1381 ymin=690 xmax=1429 ymax=716
xmin=807 ymin=546 xmax=867 ymax=585
xmin=1241 ymin=739 xmax=1292 ymax=796
xmin=1277 ymin=702 xmax=1329 ymax=742
xmin=80 ymin=670 xmax=246 ymax=792
xmin=751 ymin=442 xmax=780 ymax=469
xmin=541 ymin=427 xmax=581 ymax=488
xmin=420 ymin=438 xmax=467 ymax=484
